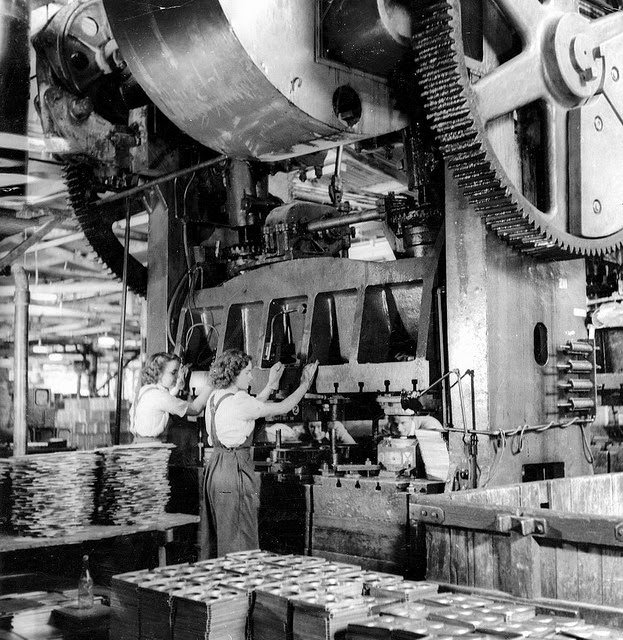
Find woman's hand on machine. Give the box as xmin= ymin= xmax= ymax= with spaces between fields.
xmin=173 ymin=363 xmax=190 ymax=394
xmin=300 ymin=361 xmax=319 ymax=389
xmin=268 ymin=361 xmax=285 ymax=389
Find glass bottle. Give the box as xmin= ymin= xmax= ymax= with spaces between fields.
xmin=77 ymin=554 xmax=94 ymax=609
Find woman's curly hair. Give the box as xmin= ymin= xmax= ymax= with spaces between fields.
xmin=141 ymin=352 xmax=180 ymax=386
xmin=209 ymin=349 xmax=251 ymax=389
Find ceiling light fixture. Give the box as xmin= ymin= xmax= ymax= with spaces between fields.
xmin=97 ymin=335 xmax=116 ymax=348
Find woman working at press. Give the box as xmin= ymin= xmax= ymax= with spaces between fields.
xmin=130 ymin=352 xmax=212 ymax=442
xmin=202 ymin=349 xmax=318 ymax=557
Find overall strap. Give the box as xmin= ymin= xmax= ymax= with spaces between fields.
xmin=209 ymin=392 xmax=235 ymax=448
xmin=130 ymin=384 xmax=159 ymax=433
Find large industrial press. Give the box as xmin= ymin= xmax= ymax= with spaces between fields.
xmin=27 ymin=0 xmax=623 ymax=565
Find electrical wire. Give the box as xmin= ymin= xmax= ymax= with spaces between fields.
xmin=480 ymin=431 xmax=507 ymax=489
xmin=181 ymin=173 xmax=196 ymax=273
xmin=183 ymin=321 xmax=218 ymax=355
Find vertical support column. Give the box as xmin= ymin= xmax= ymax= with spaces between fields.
xmin=444 ymin=171 xmax=592 ymax=486
xmin=11 ymin=263 xmax=28 ymax=457
xmin=146 ymin=186 xmax=185 ymax=354
xmin=444 ymin=173 xmax=492 ymax=482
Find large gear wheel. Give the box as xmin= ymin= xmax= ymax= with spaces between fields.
xmin=412 ymin=0 xmax=623 ymax=258
xmin=63 ymin=162 xmax=148 ymax=296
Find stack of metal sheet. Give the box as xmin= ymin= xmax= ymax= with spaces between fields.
xmin=171 ymin=584 xmax=249 ymax=640
xmin=138 ymin=577 xmax=180 ymax=640
xmin=479 ymin=615 xmax=598 ymax=638
xmin=109 ymin=569 xmax=151 ymax=640
xmin=369 ymin=579 xmax=440 ymax=602
xmin=376 ymin=602 xmax=428 ymax=621
xmin=388 ymin=618 xmax=495 ymax=638
xmin=254 ymin=581 xmax=317 ymax=640
xmin=95 ymin=444 xmax=173 ymax=524
xmin=0 ymin=458 xmax=11 ymax=528
xmin=360 ymin=595 xmax=402 ymax=615
xmin=290 ymin=592 xmax=370 ymax=640
xmin=346 ymin=614 xmax=454 ymax=640
xmin=263 ymin=554 xmax=328 ymax=570
xmin=253 ymin=570 xmax=364 ymax=640
xmin=303 ymin=562 xmax=364 ymax=582
xmin=10 ymin=451 xmax=97 ymax=536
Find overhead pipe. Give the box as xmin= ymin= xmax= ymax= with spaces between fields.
xmin=11 ymin=264 xmax=28 ymax=457
xmin=0 ymin=280 xmax=123 ymax=298
xmin=305 ymin=209 xmax=384 ymax=232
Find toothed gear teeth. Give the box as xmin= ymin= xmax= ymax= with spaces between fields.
xmin=413 ymin=0 xmax=623 ymax=258
xmin=63 ymin=163 xmax=147 ymax=297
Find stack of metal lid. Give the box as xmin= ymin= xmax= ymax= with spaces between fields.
xmin=10 ymin=450 xmax=97 ymax=536
xmin=360 ymin=594 xmax=403 ymax=616
xmin=346 ymin=614 xmax=445 ymax=640
xmin=369 ymin=579 xmax=440 ymax=603
xmin=376 ymin=601 xmax=429 ymax=621
xmin=290 ymin=591 xmax=370 ymax=640
xmin=479 ymin=615 xmax=596 ymax=638
xmin=109 ymin=569 xmax=151 ymax=640
xmin=171 ymin=584 xmax=249 ymax=640
xmin=95 ymin=443 xmax=173 ymax=524
xmin=139 ymin=577 xmax=184 ymax=640
xmin=254 ymin=581 xmax=318 ymax=640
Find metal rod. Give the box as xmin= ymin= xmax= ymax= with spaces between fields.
xmin=0 ymin=218 xmax=60 ymax=271
xmin=114 ymin=200 xmax=132 ymax=445
xmin=305 ymin=209 xmax=383 ymax=232
xmin=11 ymin=263 xmax=28 ymax=456
xmin=423 ymin=417 xmax=590 ymax=437
xmin=436 ymin=287 xmax=449 ymax=429
xmin=95 ymin=155 xmax=226 ymax=208
xmin=469 ymin=369 xmax=478 ymax=488
xmin=334 ymin=145 xmax=343 ymax=177
xmin=96 ymin=351 xmax=139 ymax=393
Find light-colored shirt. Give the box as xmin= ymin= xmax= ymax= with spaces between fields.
xmin=206 ymin=389 xmax=265 ymax=448
xmin=130 ymin=384 xmax=188 ymax=437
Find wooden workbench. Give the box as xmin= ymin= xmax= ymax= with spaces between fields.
xmin=0 ymin=513 xmax=198 ymax=553
xmin=0 ymin=513 xmax=199 ymax=590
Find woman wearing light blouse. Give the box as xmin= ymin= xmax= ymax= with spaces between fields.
xmin=130 ymin=352 xmax=212 ymax=442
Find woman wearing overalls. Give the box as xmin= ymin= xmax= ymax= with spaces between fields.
xmin=203 ymin=349 xmax=318 ymax=557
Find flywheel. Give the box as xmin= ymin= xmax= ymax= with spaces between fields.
xmin=412 ymin=0 xmax=623 ymax=257
xmin=64 ymin=162 xmax=148 ymax=296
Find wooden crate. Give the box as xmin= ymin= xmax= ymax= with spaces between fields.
xmin=410 ymin=472 xmax=623 ymax=608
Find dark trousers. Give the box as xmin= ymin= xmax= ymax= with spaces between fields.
xmin=200 ymin=447 xmax=259 ymax=558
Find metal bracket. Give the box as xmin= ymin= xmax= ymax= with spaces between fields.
xmin=413 ymin=505 xmax=445 ymax=524
xmin=496 ymin=515 xmax=548 ymax=536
